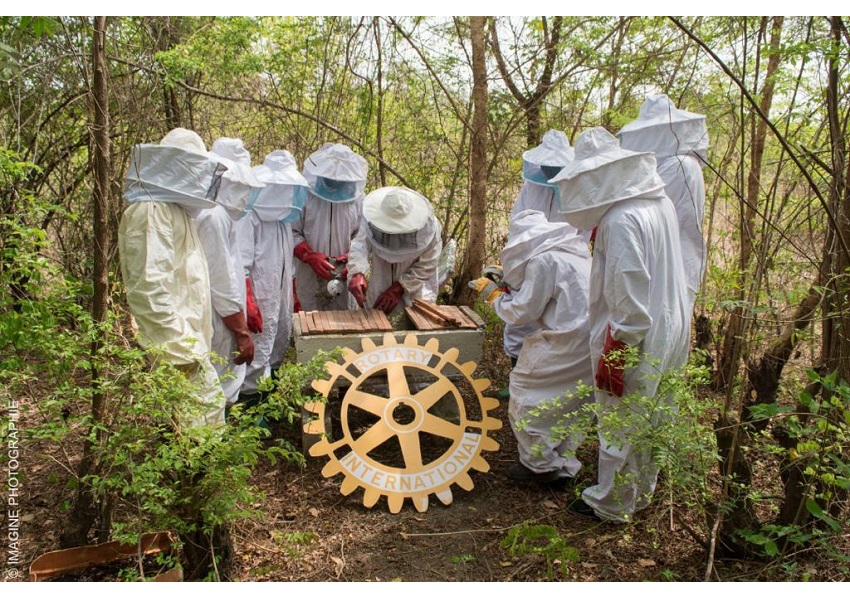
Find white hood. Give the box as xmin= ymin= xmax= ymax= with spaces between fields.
xmin=208 ymin=137 xmax=264 ymax=215
xmin=522 ymin=129 xmax=574 ymax=185
xmin=500 ymin=209 xmax=589 ymax=288
xmin=617 ymin=94 xmax=708 ymax=160
xmin=251 ymin=150 xmax=309 ymax=223
xmin=124 ymin=128 xmax=218 ymax=210
xmin=302 ymin=143 xmax=368 ymax=203
xmin=550 ymin=127 xmax=665 ymax=230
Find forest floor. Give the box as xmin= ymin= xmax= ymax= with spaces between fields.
xmin=4 ymin=314 xmax=846 ymax=584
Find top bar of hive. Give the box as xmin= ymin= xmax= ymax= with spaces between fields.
xmin=405 ymin=303 xmax=479 ymax=331
xmin=297 ymin=309 xmax=393 ymax=335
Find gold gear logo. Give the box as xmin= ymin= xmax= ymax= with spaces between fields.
xmin=305 ymin=333 xmax=501 ymax=513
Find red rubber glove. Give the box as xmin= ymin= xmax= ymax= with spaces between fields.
xmin=373 ymin=281 xmax=404 ymax=314
xmin=293 ymin=277 xmax=302 ymax=313
xmin=294 ymin=240 xmax=334 ymax=280
xmin=337 ymin=254 xmax=349 ymax=280
xmin=348 ymin=273 xmax=367 ymax=308
xmin=595 ymin=324 xmax=629 ymax=397
xmin=221 ymin=311 xmax=254 ymax=365
xmin=245 ymin=278 xmax=263 ymax=333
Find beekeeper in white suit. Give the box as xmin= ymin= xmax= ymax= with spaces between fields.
xmin=497 ymin=130 xmax=582 ymax=402
xmin=119 ymin=127 xmax=226 ymax=429
xmin=617 ymin=94 xmax=708 ymax=311
xmin=551 ymin=127 xmax=690 ymax=522
xmin=238 ymin=150 xmax=308 ymax=403
xmin=192 ymin=137 xmax=263 ymax=409
xmin=293 ymin=143 xmax=368 ymax=311
xmin=510 ymin=129 xmax=575 ymax=221
xmin=347 ymin=186 xmax=442 ymax=314
xmin=470 ymin=209 xmax=593 ymax=484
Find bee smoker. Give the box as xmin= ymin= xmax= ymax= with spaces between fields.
xmin=321 ymin=256 xmax=347 ymax=300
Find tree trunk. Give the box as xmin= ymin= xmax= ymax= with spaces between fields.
xmin=772 ymin=375 xmax=823 ymax=528
xmin=743 ymin=281 xmax=822 ymax=431
xmin=373 ymin=18 xmax=386 ymax=187
xmin=714 ymin=413 xmax=759 ymax=556
xmin=815 ymin=15 xmax=850 ymax=526
xmin=457 ymin=16 xmax=488 ymax=307
xmin=180 ymin=524 xmax=233 ymax=581
xmin=704 ymin=16 xmax=786 ymax=556
xmin=714 ymin=16 xmax=784 ymax=392
xmin=822 ymin=16 xmax=850 ymax=383
xmin=489 ymin=16 xmax=562 ymax=147
xmin=152 ymin=17 xmax=184 ymax=129
xmin=62 ymin=15 xmax=113 ymax=547
xmin=601 ymin=17 xmax=628 ymax=131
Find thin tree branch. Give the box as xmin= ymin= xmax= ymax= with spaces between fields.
xmin=668 ymin=15 xmax=850 ymax=264
xmin=107 ymin=54 xmax=410 ymax=188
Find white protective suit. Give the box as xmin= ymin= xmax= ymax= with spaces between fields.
xmin=617 ymin=94 xmax=709 ymax=310
xmin=293 ymin=143 xmax=367 ymax=311
xmin=552 ymin=127 xmax=690 ymax=522
xmin=348 ymin=186 xmax=442 ymax=310
xmin=193 ymin=137 xmax=264 ymax=405
xmin=493 ymin=209 xmax=593 ymax=477
xmin=504 ymin=130 xmax=579 ymax=360
xmin=238 ymin=150 xmax=308 ymax=392
xmin=118 ymin=128 xmax=225 ymax=428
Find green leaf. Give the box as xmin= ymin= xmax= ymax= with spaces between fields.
xmin=747 ymin=402 xmax=793 ymax=419
xmin=805 ymin=499 xmax=841 ymax=532
xmin=764 ymin=540 xmax=778 ymax=556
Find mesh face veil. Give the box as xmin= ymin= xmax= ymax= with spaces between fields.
xmin=540 ymin=165 xmax=563 ymax=180
xmin=312 ymin=176 xmax=359 ymax=203
xmin=368 ymin=222 xmax=421 ymax=252
xmin=281 ymin=185 xmax=308 ymax=223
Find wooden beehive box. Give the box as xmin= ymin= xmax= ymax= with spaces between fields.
xmin=293 ymin=305 xmax=484 ymax=366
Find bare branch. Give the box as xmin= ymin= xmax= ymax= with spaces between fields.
xmin=668 ymin=16 xmax=850 ymax=263
xmin=107 ymin=54 xmax=410 ymax=187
